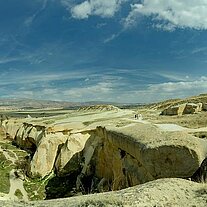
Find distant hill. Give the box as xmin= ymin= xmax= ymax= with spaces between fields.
xmin=0 ymin=98 xmax=141 ymax=110
xmin=78 ymin=104 xmax=120 ymax=112
xmin=0 ymin=98 xmax=77 ymax=110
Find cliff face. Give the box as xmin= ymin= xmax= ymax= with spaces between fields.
xmin=3 ymin=119 xmax=207 ymax=195
xmin=75 ymin=124 xmax=207 ymax=191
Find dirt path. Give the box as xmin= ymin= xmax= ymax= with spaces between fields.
xmin=0 ymin=144 xmax=28 ymax=201
xmin=7 ymin=169 xmax=28 ymax=201
xmin=154 ymin=123 xmax=187 ymax=131
xmin=125 ymin=118 xmax=207 ymax=134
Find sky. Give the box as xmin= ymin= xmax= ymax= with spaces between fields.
xmin=0 ymin=0 xmax=207 ymax=103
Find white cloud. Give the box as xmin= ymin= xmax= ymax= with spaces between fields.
xmin=59 ymin=76 xmax=207 ymax=103
xmin=63 ymin=82 xmax=114 ymax=100
xmin=124 ymin=0 xmax=207 ymax=30
xmin=72 ymin=1 xmax=92 ymax=19
xmin=131 ymin=76 xmax=207 ymax=103
xmin=71 ymin=0 xmax=126 ymax=19
xmin=7 ymin=81 xmax=117 ymax=102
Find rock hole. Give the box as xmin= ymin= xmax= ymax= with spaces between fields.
xmin=119 ymin=149 xmax=126 ymax=159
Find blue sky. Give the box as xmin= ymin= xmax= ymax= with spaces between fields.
xmin=0 ymin=0 xmax=207 ymax=103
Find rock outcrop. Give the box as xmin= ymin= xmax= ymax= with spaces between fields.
xmin=29 ymin=132 xmax=68 ymax=177
xmin=55 ymin=132 xmax=91 ymax=176
xmin=2 ymin=119 xmax=22 ymax=139
xmin=183 ymin=103 xmax=202 ymax=114
xmin=161 ymin=102 xmax=203 ymax=116
xmin=3 ymin=119 xmax=207 ymax=194
xmin=161 ymin=103 xmax=186 ymax=116
xmin=72 ymin=124 xmax=207 ymax=192
xmin=78 ymin=105 xmax=120 ymax=112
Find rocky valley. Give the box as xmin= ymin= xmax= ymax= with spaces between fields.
xmin=0 ymin=95 xmax=207 ymax=206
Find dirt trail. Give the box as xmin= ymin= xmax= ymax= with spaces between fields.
xmin=125 ymin=117 xmax=207 ymax=133
xmin=7 ymin=169 xmax=28 ymax=201
xmin=0 ymin=144 xmax=28 ymax=201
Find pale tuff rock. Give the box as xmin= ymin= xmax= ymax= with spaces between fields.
xmin=1 ymin=178 xmax=207 ymax=206
xmin=3 ymin=119 xmax=22 ymax=139
xmin=3 ymin=117 xmax=207 ymax=193
xmin=161 ymin=103 xmax=186 ymax=116
xmin=183 ymin=103 xmax=202 ymax=114
xmin=4 ymin=120 xmax=207 ymax=183
xmin=76 ymin=124 xmax=207 ymax=191
xmin=29 ymin=132 xmax=68 ymax=177
xmin=161 ymin=102 xmax=203 ymax=116
xmin=55 ymin=132 xmax=91 ymax=176
xmin=14 ymin=123 xmax=45 ymax=152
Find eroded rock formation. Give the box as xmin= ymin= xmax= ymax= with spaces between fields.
xmin=3 ymin=119 xmax=207 ymax=197
xmin=73 ymin=124 xmax=207 ymax=192
xmin=161 ymin=102 xmax=203 ymax=116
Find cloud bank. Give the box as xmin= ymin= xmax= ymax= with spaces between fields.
xmin=64 ymin=0 xmax=207 ymax=30
xmin=124 ymin=0 xmax=207 ymax=30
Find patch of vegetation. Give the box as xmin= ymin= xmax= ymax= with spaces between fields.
xmin=0 ymin=141 xmax=18 ymax=151
xmin=0 ymin=140 xmax=54 ymax=201
xmin=45 ymin=172 xmax=79 ymax=199
xmin=0 ymin=152 xmax=13 ymax=193
xmin=0 ymin=141 xmax=28 ymax=158
xmin=14 ymin=189 xmax=23 ymax=199
xmin=24 ymin=176 xmax=50 ymax=201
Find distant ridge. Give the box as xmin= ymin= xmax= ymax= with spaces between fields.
xmin=149 ymin=93 xmax=207 ymax=110
xmin=0 ymin=98 xmax=142 ymax=110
